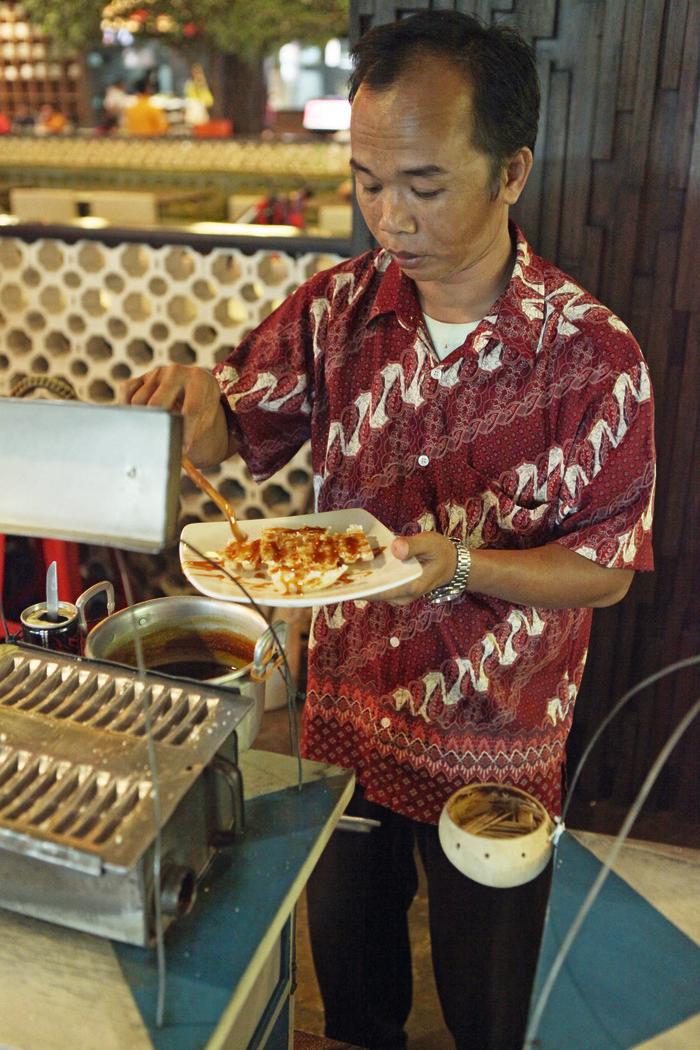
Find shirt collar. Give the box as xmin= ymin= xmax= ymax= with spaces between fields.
xmin=367 ymin=222 xmax=546 ymax=358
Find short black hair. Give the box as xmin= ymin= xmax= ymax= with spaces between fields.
xmin=349 ymin=11 xmax=540 ymax=180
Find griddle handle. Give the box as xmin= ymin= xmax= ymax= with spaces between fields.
xmin=209 ymin=755 xmax=245 ymax=846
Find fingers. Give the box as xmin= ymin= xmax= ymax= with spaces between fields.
xmin=391 ymin=532 xmax=454 ymax=563
xmin=368 ymin=532 xmax=457 ymax=604
xmin=377 ymin=583 xmax=423 ymax=606
xmin=118 ymin=366 xmax=187 ymax=410
xmin=392 ymin=537 xmax=410 ymax=560
xmin=181 ymin=370 xmax=223 ymax=452
xmin=117 ymin=369 xmax=166 ymax=406
xmin=117 ymin=365 xmax=225 ymax=458
xmin=117 ymin=373 xmax=148 ymax=405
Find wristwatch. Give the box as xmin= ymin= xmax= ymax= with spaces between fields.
xmin=428 ymin=538 xmax=472 ymax=605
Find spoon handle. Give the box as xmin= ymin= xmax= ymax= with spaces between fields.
xmin=182 ymin=456 xmax=246 ymax=543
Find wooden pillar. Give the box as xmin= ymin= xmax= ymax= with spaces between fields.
xmin=210 ymin=50 xmax=267 ymax=136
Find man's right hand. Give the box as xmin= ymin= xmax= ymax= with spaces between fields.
xmin=118 ymin=364 xmax=231 ymax=466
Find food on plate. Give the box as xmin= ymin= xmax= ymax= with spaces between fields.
xmin=224 ymin=523 xmax=374 ymax=594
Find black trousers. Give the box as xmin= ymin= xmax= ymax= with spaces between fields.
xmin=306 ymin=786 xmax=552 ymax=1050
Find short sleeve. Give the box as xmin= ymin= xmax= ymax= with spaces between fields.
xmin=213 ymin=279 xmax=323 ymax=481
xmin=554 ymin=343 xmax=655 ymax=571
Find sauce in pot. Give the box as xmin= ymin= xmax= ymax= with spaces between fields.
xmin=108 ymin=627 xmax=254 ymax=681
xmin=147 ymin=657 xmax=241 ymax=680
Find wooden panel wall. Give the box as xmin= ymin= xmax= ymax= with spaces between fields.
xmin=350 ymin=0 xmax=700 ymax=823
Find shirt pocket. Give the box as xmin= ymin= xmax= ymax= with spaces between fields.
xmin=454 ymin=465 xmax=554 ymax=549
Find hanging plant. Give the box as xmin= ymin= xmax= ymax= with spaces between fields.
xmin=20 ymin=0 xmax=350 ymax=57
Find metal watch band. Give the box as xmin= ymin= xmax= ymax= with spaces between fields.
xmin=428 ymin=539 xmax=472 ymax=605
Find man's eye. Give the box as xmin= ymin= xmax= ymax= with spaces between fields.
xmin=412 ymin=189 xmax=443 ymax=199
xmin=361 ymin=184 xmax=382 ymax=195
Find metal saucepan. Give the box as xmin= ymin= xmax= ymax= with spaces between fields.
xmin=85 ymin=595 xmax=286 ymax=750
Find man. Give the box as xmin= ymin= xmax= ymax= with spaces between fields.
xmin=123 ymin=76 xmax=168 ymax=137
xmin=121 ymin=13 xmax=655 ymax=1049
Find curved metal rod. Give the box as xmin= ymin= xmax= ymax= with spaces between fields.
xmin=182 ymin=455 xmax=247 ymax=543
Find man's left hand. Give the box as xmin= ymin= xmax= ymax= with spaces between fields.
xmin=371 ymin=531 xmax=457 ymax=605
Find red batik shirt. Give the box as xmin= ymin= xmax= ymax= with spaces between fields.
xmin=214 ymin=224 xmax=655 ymax=822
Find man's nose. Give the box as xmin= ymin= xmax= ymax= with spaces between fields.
xmin=378 ymin=192 xmax=416 ymax=236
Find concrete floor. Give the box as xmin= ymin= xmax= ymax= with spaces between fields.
xmin=255 ymin=703 xmax=454 ymax=1050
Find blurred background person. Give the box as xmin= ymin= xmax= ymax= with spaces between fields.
xmin=94 ymin=107 xmax=118 ymax=136
xmin=35 ymin=103 xmax=67 ymax=135
xmin=124 ymin=76 xmax=168 ymax=136
xmin=184 ymin=62 xmax=214 ymax=128
xmin=12 ymin=103 xmax=35 ymax=132
xmin=104 ymin=78 xmax=128 ymax=127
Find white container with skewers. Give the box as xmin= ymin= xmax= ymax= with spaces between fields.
xmin=438 ymin=783 xmax=554 ymax=888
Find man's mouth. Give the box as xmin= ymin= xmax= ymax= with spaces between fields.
xmin=388 ymin=250 xmax=425 ymax=269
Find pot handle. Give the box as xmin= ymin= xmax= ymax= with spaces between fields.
xmin=250 ymin=621 xmax=287 ymax=682
xmin=76 ymin=580 xmax=116 ymax=632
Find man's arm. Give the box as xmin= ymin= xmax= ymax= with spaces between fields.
xmin=384 ymin=531 xmax=633 ymax=608
xmin=118 ymin=364 xmax=237 ymax=466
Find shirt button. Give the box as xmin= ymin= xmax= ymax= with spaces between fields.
xmin=389 ymin=636 xmax=400 ymax=648
xmin=430 ymin=368 xmax=441 ymax=379
xmin=417 ymin=454 xmax=430 ymax=467
xmin=380 ymin=717 xmax=391 ymax=729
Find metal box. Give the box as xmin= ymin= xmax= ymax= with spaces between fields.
xmin=0 ymin=398 xmax=182 ymax=552
xmin=0 ymin=643 xmax=253 ymax=945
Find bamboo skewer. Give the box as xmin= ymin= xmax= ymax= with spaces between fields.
xmin=182 ymin=455 xmax=247 ymax=544
xmin=450 ymin=788 xmax=545 ymax=839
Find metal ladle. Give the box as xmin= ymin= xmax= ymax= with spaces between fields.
xmin=182 ymin=456 xmax=247 ymax=543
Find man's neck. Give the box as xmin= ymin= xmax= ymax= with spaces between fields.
xmin=416 ymin=223 xmax=515 ymax=323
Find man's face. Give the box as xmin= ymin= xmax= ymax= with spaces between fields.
xmin=350 ymin=55 xmax=510 ymax=287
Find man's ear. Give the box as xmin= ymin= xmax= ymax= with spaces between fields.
xmin=500 ymin=147 xmax=533 ymax=205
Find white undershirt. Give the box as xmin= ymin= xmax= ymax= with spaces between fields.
xmin=423 ymin=313 xmax=480 ymax=361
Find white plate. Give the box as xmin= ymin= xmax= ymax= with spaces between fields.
xmin=179 ymin=508 xmax=422 ymax=607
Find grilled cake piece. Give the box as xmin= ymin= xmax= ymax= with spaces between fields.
xmin=226 ymin=523 xmax=374 ymax=594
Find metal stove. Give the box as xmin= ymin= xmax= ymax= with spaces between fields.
xmin=0 ymin=640 xmax=253 ymax=946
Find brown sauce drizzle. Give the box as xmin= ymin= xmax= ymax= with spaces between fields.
xmin=187 ymin=525 xmax=383 ymax=596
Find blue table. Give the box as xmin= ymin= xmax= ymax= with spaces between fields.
xmin=527 ymin=830 xmax=700 ymax=1049
xmin=0 ymin=751 xmax=354 ymax=1050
